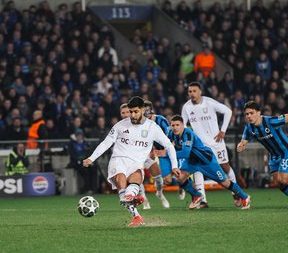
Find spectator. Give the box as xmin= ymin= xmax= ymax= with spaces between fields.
xmin=179 ymin=43 xmax=194 ymax=76
xmin=46 ymin=118 xmax=60 ymax=139
xmin=162 ymin=0 xmax=177 ymax=19
xmin=5 ymin=143 xmax=29 ymax=176
xmin=98 ymin=51 xmax=113 ymax=74
xmin=144 ymin=31 xmax=158 ymax=51
xmin=68 ymin=116 xmax=84 ymax=139
xmin=255 ymin=52 xmax=272 ymax=81
xmin=5 ymin=116 xmax=27 ymax=141
xmin=154 ymin=44 xmax=170 ymax=71
xmin=91 ymin=76 xmax=112 ymax=97
xmin=194 ymin=44 xmax=216 ymax=78
xmin=26 ymin=110 xmax=47 ymax=149
xmin=88 ymin=116 xmax=108 ymax=139
xmin=126 ymin=71 xmax=140 ymax=93
xmin=176 ymin=1 xmax=192 ymax=23
xmin=98 ymin=39 xmax=118 ymax=66
xmin=68 ymin=129 xmax=98 ymax=194
xmin=219 ymin=72 xmax=236 ymax=97
xmin=58 ymin=107 xmax=73 ymax=136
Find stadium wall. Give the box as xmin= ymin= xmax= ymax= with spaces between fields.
xmin=3 ymin=0 xmax=288 ymax=11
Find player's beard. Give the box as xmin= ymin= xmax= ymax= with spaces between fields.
xmin=190 ymin=97 xmax=197 ymax=103
xmin=131 ymin=114 xmax=143 ymax=124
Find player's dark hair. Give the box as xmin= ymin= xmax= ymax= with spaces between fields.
xmin=127 ymin=96 xmax=144 ymax=108
xmin=243 ymin=101 xmax=261 ymax=111
xmin=188 ymin=82 xmax=202 ymax=89
xmin=171 ymin=115 xmax=184 ymax=123
xmin=120 ymin=103 xmax=128 ymax=110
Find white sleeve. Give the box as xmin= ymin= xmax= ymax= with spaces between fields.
xmin=153 ymin=126 xmax=178 ymax=168
xmin=165 ymin=143 xmax=178 ymax=169
xmin=181 ymin=104 xmax=189 ymax=127
xmin=210 ymin=99 xmax=232 ymax=132
xmin=88 ymin=126 xmax=118 ymax=162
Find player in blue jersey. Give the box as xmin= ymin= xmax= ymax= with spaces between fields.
xmin=237 ymin=101 xmax=288 ymax=197
xmin=144 ymin=101 xmax=204 ymax=208
xmin=170 ymin=115 xmax=251 ymax=209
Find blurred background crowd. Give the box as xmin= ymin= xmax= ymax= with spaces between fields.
xmin=0 ymin=0 xmax=287 ymax=143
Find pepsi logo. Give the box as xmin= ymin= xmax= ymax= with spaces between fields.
xmin=32 ymin=176 xmax=49 ymax=193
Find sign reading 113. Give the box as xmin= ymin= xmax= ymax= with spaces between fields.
xmin=111 ymin=7 xmax=131 ymax=19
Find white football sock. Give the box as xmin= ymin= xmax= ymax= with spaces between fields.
xmin=153 ymin=175 xmax=164 ymax=192
xmin=125 ymin=183 xmax=140 ymax=197
xmin=194 ymin=172 xmax=207 ymax=203
xmin=118 ymin=189 xmax=126 ymax=202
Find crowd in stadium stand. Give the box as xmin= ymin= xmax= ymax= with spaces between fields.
xmin=162 ymin=0 xmax=288 ymax=123
xmin=0 ymin=0 xmax=287 ymax=143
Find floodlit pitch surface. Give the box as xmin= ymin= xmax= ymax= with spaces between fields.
xmin=0 ymin=189 xmax=287 ymax=253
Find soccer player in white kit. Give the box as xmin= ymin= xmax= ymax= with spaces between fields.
xmin=120 ymin=103 xmax=152 ymax=210
xmin=83 ymin=97 xmax=178 ymax=227
xmin=181 ymin=82 xmax=241 ymax=208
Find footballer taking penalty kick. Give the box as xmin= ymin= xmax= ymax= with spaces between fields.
xmin=83 ymin=96 xmax=178 ymax=227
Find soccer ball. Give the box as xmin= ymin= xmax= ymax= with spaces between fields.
xmin=77 ymin=196 xmax=99 ymax=217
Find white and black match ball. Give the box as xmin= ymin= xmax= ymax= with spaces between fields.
xmin=77 ymin=196 xmax=99 ymax=217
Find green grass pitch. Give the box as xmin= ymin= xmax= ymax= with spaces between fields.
xmin=0 ymin=189 xmax=287 ymax=253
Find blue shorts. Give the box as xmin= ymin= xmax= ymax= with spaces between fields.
xmin=178 ymin=156 xmax=227 ymax=183
xmin=159 ymin=157 xmax=172 ymax=177
xmin=269 ymin=153 xmax=288 ymax=174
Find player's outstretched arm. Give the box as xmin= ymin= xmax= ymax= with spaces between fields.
xmin=82 ymin=126 xmax=118 ymax=166
xmin=237 ymin=140 xmax=248 ymax=153
xmin=285 ymin=114 xmax=288 ymax=123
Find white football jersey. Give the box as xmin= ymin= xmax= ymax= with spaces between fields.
xmin=88 ymin=117 xmax=177 ymax=168
xmin=181 ymin=96 xmax=232 ymax=147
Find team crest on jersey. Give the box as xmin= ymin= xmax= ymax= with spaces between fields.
xmin=141 ymin=130 xmax=148 ymax=138
xmin=109 ymin=128 xmax=115 ymax=135
xmin=278 ymin=115 xmax=284 ymax=120
xmin=123 ymin=129 xmax=129 ymax=134
xmin=203 ymin=107 xmax=208 ymax=114
xmin=265 ymin=128 xmax=270 ymax=133
xmin=190 ymin=111 xmax=195 ymax=115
